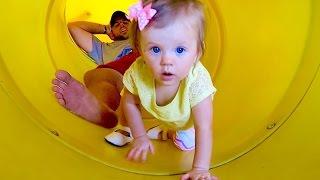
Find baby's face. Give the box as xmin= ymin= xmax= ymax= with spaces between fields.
xmin=140 ymin=19 xmax=200 ymax=87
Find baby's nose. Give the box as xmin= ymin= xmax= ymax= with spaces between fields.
xmin=160 ymin=54 xmax=174 ymax=66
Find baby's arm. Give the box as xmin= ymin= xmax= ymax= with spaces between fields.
xmin=122 ymin=89 xmax=154 ymax=162
xmin=181 ymin=96 xmax=218 ymax=180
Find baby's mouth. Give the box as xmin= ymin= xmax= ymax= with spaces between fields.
xmin=162 ymin=72 xmax=173 ymax=76
xmin=160 ymin=71 xmax=175 ymax=81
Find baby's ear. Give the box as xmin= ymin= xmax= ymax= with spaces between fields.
xmin=197 ymin=41 xmax=205 ymax=58
xmin=197 ymin=50 xmax=203 ymax=60
xmin=202 ymin=40 xmax=206 ymax=50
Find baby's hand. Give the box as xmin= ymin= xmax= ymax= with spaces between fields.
xmin=180 ymin=168 xmax=218 ymax=180
xmin=127 ymin=134 xmax=154 ymax=162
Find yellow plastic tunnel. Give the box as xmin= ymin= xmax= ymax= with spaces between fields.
xmin=1 ymin=0 xmax=320 ymax=179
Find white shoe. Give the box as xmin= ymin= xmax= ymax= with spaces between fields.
xmin=104 ymin=126 xmax=133 ymax=147
xmin=147 ymin=125 xmax=168 ymax=140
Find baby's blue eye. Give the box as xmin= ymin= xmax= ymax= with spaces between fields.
xmin=176 ymin=47 xmax=185 ymax=54
xmin=151 ymin=47 xmax=161 ymax=54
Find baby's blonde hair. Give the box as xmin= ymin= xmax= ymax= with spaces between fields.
xmin=130 ymin=0 xmax=205 ymax=56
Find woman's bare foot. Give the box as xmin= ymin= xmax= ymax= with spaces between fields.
xmin=52 ymin=70 xmax=117 ymax=128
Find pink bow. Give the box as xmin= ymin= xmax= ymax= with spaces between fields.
xmin=128 ymin=1 xmax=157 ymax=30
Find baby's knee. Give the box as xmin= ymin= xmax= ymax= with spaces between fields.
xmin=172 ymin=128 xmax=195 ymax=151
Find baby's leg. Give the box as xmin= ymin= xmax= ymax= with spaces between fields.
xmin=172 ymin=127 xmax=195 ymax=151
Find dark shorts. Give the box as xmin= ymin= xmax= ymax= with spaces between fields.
xmin=97 ymin=51 xmax=140 ymax=75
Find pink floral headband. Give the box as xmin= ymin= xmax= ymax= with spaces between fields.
xmin=128 ymin=0 xmax=157 ymax=30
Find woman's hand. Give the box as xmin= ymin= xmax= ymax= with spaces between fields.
xmin=180 ymin=168 xmax=218 ymax=180
xmin=127 ymin=135 xmax=154 ymax=162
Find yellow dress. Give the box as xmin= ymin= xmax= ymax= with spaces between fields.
xmin=123 ymin=57 xmax=217 ymax=130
